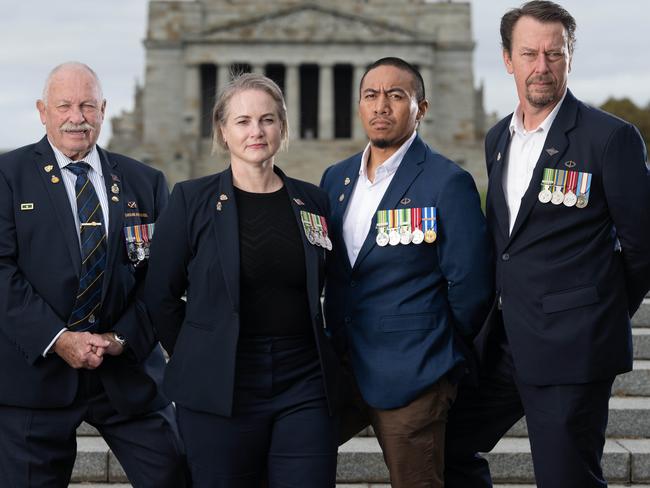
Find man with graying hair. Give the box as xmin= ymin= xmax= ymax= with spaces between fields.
xmin=0 ymin=62 xmax=186 ymax=487
xmin=444 ymin=2 xmax=650 ymax=487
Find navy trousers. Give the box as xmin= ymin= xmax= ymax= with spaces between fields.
xmin=445 ymin=340 xmax=614 ymax=488
xmin=177 ymin=335 xmax=338 ymax=488
xmin=0 ymin=370 xmax=186 ymax=488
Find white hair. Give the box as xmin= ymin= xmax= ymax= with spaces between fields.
xmin=41 ymin=62 xmax=104 ymax=104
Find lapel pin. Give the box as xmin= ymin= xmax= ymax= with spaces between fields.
xmin=111 ymin=174 xmax=120 ymax=182
xmin=293 ymin=198 xmax=305 ymax=206
xmin=51 ymin=175 xmax=60 ymax=184
xmin=496 ymin=152 xmax=501 ymax=161
xmin=400 ymin=197 xmax=412 ymax=205
xmin=20 ymin=203 xmax=34 ymax=211
xmin=111 ymin=195 xmax=119 ymax=203
xmin=44 ymin=164 xmax=54 ymax=173
xmin=564 ymin=160 xmax=576 ymax=168
xmin=344 ymin=177 xmax=351 ymax=186
xmin=338 ymin=194 xmax=345 ymax=202
xmin=216 ymin=201 xmax=222 ymax=211
xmin=111 ymin=183 xmax=120 ymax=194
xmin=127 ymin=201 xmax=137 ymax=209
xmin=546 ymin=148 xmax=559 ymax=156
xmin=219 ymin=194 xmax=228 ymax=201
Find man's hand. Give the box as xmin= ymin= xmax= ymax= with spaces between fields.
xmin=97 ymin=332 xmax=125 ymax=357
xmin=53 ymin=331 xmax=111 ymax=369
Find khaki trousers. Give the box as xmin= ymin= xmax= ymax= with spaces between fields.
xmin=339 ymin=371 xmax=457 ymax=488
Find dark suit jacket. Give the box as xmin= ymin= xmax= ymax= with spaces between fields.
xmin=0 ymin=136 xmax=170 ymax=416
xmin=481 ymin=89 xmax=650 ymax=385
xmin=320 ymin=135 xmax=493 ymax=410
xmin=143 ymin=166 xmax=342 ymax=417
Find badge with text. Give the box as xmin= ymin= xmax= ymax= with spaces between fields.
xmin=124 ymin=223 xmax=155 ymax=263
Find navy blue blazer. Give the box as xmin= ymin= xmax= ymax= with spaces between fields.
xmin=321 ymin=135 xmax=493 ymax=409
xmin=481 ymin=90 xmax=650 ymax=385
xmin=0 ymin=136 xmax=170 ymax=416
xmin=143 ymin=166 xmax=342 ymax=417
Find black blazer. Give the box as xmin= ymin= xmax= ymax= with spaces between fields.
xmin=144 ymin=166 xmax=342 ymax=417
xmin=0 ymin=136 xmax=170 ymax=415
xmin=479 ymin=90 xmax=650 ymax=385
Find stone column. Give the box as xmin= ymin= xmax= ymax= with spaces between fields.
xmin=286 ymin=64 xmax=300 ymax=140
xmin=318 ymin=64 xmax=333 ymax=140
xmin=183 ymin=64 xmax=201 ymax=177
xmin=217 ymin=63 xmax=231 ymax=93
xmin=419 ymin=63 xmax=434 ymax=141
xmin=352 ymin=64 xmax=366 ymax=140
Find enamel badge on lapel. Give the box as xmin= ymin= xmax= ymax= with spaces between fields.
xmin=20 ymin=203 xmax=34 ymax=211
xmin=111 ymin=195 xmax=119 ymax=203
xmin=219 ymin=194 xmax=228 ymax=201
xmin=564 ymin=160 xmax=576 ymax=168
xmin=127 ymin=201 xmax=137 ymax=209
xmin=111 ymin=183 xmax=120 ymax=195
xmin=216 ymin=202 xmax=222 ymax=211
xmin=293 ymin=198 xmax=305 ymax=206
xmin=400 ymin=198 xmax=411 ymax=205
xmin=546 ymin=148 xmax=559 ymax=156
xmin=496 ymin=152 xmax=501 ymax=161
xmin=338 ymin=194 xmax=345 ymax=202
xmin=44 ymin=164 xmax=54 ymax=173
xmin=111 ymin=174 xmax=120 ymax=182
xmin=344 ymin=177 xmax=351 ymax=186
xmin=51 ymin=175 xmax=60 ymax=184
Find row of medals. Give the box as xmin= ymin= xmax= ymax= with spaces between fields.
xmin=306 ymin=229 xmax=333 ymax=251
xmin=127 ymin=241 xmax=150 ymax=263
xmin=538 ymin=184 xmax=588 ymax=208
xmin=376 ymin=225 xmax=436 ymax=247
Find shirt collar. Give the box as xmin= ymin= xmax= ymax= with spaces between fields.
xmin=48 ymin=139 xmax=103 ymax=177
xmin=509 ymin=89 xmax=567 ymax=137
xmin=358 ymin=130 xmax=417 ymax=180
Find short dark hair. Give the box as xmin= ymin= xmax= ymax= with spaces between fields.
xmin=359 ymin=57 xmax=426 ymax=103
xmin=501 ymin=1 xmax=576 ymax=56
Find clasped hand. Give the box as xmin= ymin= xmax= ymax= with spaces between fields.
xmin=53 ymin=331 xmax=124 ymax=369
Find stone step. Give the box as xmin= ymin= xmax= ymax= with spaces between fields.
xmin=614 ymin=361 xmax=650 ymax=396
xmin=337 ymin=437 xmax=650 ymax=484
xmin=633 ymin=299 xmax=650 ymax=328
xmin=507 ymin=396 xmax=650 ymax=438
xmin=635 ymin=328 xmax=650 ymax=359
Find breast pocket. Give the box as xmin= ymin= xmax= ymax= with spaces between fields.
xmin=542 ymin=285 xmax=600 ymax=314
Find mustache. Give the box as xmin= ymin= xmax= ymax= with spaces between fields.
xmin=370 ymin=116 xmax=393 ymax=124
xmin=527 ymin=75 xmax=554 ymax=86
xmin=60 ymin=122 xmax=94 ymax=132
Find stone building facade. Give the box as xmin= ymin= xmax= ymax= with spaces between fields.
xmin=110 ymin=0 xmax=488 ymax=187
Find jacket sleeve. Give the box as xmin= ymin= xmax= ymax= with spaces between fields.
xmin=0 ymin=170 xmax=68 ymax=365
xmin=141 ymin=183 xmax=191 ymax=354
xmin=436 ymin=170 xmax=494 ymax=338
xmin=602 ymin=123 xmax=650 ymax=315
xmin=111 ymin=169 xmax=170 ymax=361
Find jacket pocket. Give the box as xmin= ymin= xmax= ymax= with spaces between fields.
xmin=185 ymin=320 xmax=215 ymax=331
xmin=380 ymin=313 xmax=438 ymax=332
xmin=542 ymin=285 xmax=599 ymax=314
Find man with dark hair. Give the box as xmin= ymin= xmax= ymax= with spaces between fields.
xmin=444 ymin=2 xmax=650 ymax=487
xmin=321 ymin=57 xmax=492 ymax=487
xmin=0 ymin=62 xmax=186 ymax=487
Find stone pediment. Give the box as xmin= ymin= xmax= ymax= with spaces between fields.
xmin=200 ymin=5 xmax=421 ymax=43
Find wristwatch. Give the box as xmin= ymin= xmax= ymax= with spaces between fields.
xmin=113 ymin=332 xmax=127 ymax=347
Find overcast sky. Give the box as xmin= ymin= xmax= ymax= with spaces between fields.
xmin=1 ymin=1 xmax=648 ymax=150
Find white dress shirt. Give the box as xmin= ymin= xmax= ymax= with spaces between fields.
xmin=44 ymin=141 xmax=109 ymax=355
xmin=503 ymin=91 xmax=566 ymax=233
xmin=342 ymin=131 xmax=417 ymax=266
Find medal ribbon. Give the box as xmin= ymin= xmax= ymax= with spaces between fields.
xmin=388 ymin=209 xmax=396 ymax=231
xmin=554 ymin=169 xmax=566 ymax=191
xmin=423 ymin=206 xmax=436 ymax=232
xmin=411 ymin=207 xmax=422 ymax=231
xmin=376 ymin=209 xmax=387 ymax=229
xmin=319 ymin=216 xmax=329 ymax=239
xmin=400 ymin=208 xmax=410 ymax=231
xmin=578 ymin=172 xmax=592 ymax=197
xmin=565 ymin=170 xmax=578 ymax=194
xmin=541 ymin=168 xmax=554 ymax=188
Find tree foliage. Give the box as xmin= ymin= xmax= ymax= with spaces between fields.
xmin=600 ymin=97 xmax=650 ymax=148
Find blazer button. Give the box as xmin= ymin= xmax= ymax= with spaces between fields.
xmin=501 ymin=253 xmax=510 ymax=261
xmin=344 ymin=316 xmax=352 ymax=324
xmin=350 ymin=280 xmax=357 ymax=288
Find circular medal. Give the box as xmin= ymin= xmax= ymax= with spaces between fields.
xmin=388 ymin=230 xmax=400 ymax=246
xmin=127 ymin=243 xmax=138 ymax=262
xmin=576 ymin=195 xmax=588 ymax=208
xmin=563 ymin=191 xmax=577 ymax=207
xmin=376 ymin=231 xmax=389 ymax=247
xmin=424 ymin=229 xmax=437 ymax=243
xmin=399 ymin=228 xmax=412 ymax=245
xmin=324 ymin=236 xmax=333 ymax=251
xmin=411 ymin=228 xmax=424 ymax=245
xmin=306 ymin=230 xmax=316 ymax=245
xmin=551 ymin=190 xmax=564 ymax=205
xmin=136 ymin=246 xmax=146 ymax=261
xmin=538 ymin=188 xmax=552 ymax=204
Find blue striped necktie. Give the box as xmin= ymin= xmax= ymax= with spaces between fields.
xmin=65 ymin=162 xmax=107 ymax=331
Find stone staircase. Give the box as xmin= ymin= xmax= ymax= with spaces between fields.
xmin=71 ymin=296 xmax=650 ymax=487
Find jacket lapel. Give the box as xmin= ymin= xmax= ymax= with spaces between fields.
xmin=279 ymin=168 xmax=321 ymax=318
xmin=211 ymin=167 xmax=240 ymax=313
xmin=486 ymin=128 xmax=512 ymax=241
xmin=507 ymin=91 xmax=578 ymax=244
xmin=98 ymin=147 xmax=124 ymax=304
xmin=330 ymin=157 xmax=361 ymax=274
xmin=352 ymin=136 xmax=425 ymax=271
xmin=33 ymin=137 xmax=82 ymax=276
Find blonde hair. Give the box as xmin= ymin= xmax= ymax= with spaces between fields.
xmin=212 ymin=72 xmax=289 ymax=153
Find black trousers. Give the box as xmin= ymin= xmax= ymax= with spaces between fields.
xmin=177 ymin=335 xmax=338 ymax=488
xmin=444 ymin=341 xmax=614 ymax=488
xmin=0 ymin=370 xmax=186 ymax=488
